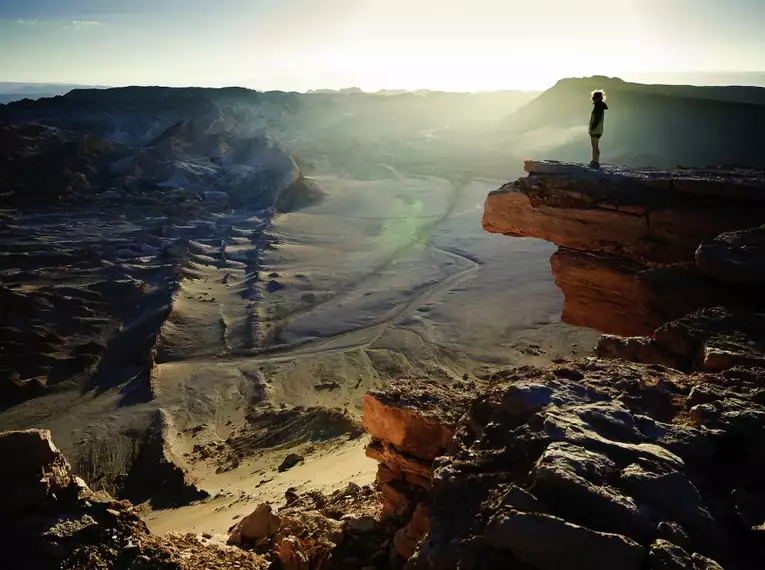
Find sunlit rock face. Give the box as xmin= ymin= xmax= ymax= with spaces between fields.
xmin=483 ymin=160 xmax=765 ymax=335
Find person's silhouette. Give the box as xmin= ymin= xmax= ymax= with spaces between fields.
xmin=588 ymin=90 xmax=609 ymax=168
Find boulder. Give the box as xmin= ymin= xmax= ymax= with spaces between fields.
xmin=648 ymin=539 xmax=693 ymax=569
xmin=532 ymin=443 xmax=653 ymax=541
xmin=620 ymin=463 xmax=720 ymax=543
xmin=485 ymin=509 xmax=646 ymax=570
xmin=599 ymin=307 xmax=765 ymax=372
xmin=278 ymin=453 xmax=304 ymax=472
xmin=696 ymin=225 xmax=765 ymax=284
xmin=0 ymin=429 xmax=76 ymax=514
xmin=228 ymin=503 xmax=282 ymax=544
xmin=279 ymin=510 xmax=344 ymax=545
xmin=654 ymin=307 xmax=765 ymax=371
xmin=363 ymin=379 xmax=472 ymax=461
xmin=499 ymin=382 xmax=553 ymax=419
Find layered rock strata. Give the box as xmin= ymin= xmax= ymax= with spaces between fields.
xmin=362 ymin=379 xmax=476 ymax=562
xmin=483 ymin=160 xmax=765 ymax=335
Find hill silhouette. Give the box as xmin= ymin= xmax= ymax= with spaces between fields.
xmin=506 ymin=76 xmax=765 ymax=167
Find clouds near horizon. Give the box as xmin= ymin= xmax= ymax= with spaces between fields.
xmin=16 ymin=19 xmax=101 ymax=28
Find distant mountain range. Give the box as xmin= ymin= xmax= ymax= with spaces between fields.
xmin=0 ymin=82 xmax=107 ymax=104
xmin=0 ymin=87 xmax=316 ymax=210
xmin=625 ymin=71 xmax=765 ymax=88
xmin=2 ymin=76 xmax=764 ymax=189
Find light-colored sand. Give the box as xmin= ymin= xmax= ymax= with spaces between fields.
xmin=259 ymin=173 xmax=596 ymax=371
xmin=146 ymin=436 xmax=375 ymax=537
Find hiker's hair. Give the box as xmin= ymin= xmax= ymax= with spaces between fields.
xmin=591 ymin=89 xmax=607 ymax=101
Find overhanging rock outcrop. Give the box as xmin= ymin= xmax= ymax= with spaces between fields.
xmin=483 ymin=161 xmax=765 ymax=335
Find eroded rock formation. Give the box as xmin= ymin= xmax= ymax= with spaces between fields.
xmin=0 ymin=87 xmax=326 ymax=504
xmin=483 ymin=160 xmax=765 ymax=335
xmin=695 ymin=225 xmax=765 ymax=285
xmin=2 ymin=425 xmax=398 ymax=570
xmin=0 ymin=428 xmax=268 ymax=569
xmin=362 ymin=379 xmax=475 ymax=562
xmin=1 ymin=89 xmax=324 ymax=212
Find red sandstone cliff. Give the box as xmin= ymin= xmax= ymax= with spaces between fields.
xmin=482 ymin=160 xmax=765 ymax=335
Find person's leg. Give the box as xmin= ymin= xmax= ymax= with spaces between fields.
xmin=591 ymin=136 xmax=601 ymax=164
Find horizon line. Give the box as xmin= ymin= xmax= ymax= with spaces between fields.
xmin=3 ymin=71 xmax=765 ymax=95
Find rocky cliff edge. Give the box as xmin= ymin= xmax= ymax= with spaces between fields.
xmin=483 ymin=160 xmax=765 ymax=336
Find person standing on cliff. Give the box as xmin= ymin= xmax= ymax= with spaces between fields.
xmin=589 ymin=90 xmax=608 ymax=168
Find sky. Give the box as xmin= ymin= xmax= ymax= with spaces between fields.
xmin=1 ymin=0 xmax=765 ymax=92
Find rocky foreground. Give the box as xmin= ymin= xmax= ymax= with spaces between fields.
xmin=1 ymin=427 xmax=396 ymax=570
xmin=9 ymin=356 xmax=764 ymax=569
xmin=366 ymin=360 xmax=765 ymax=569
xmin=340 ymin=162 xmax=765 ymax=569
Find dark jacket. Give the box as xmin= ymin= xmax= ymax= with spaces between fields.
xmin=589 ymin=100 xmax=608 ymax=135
